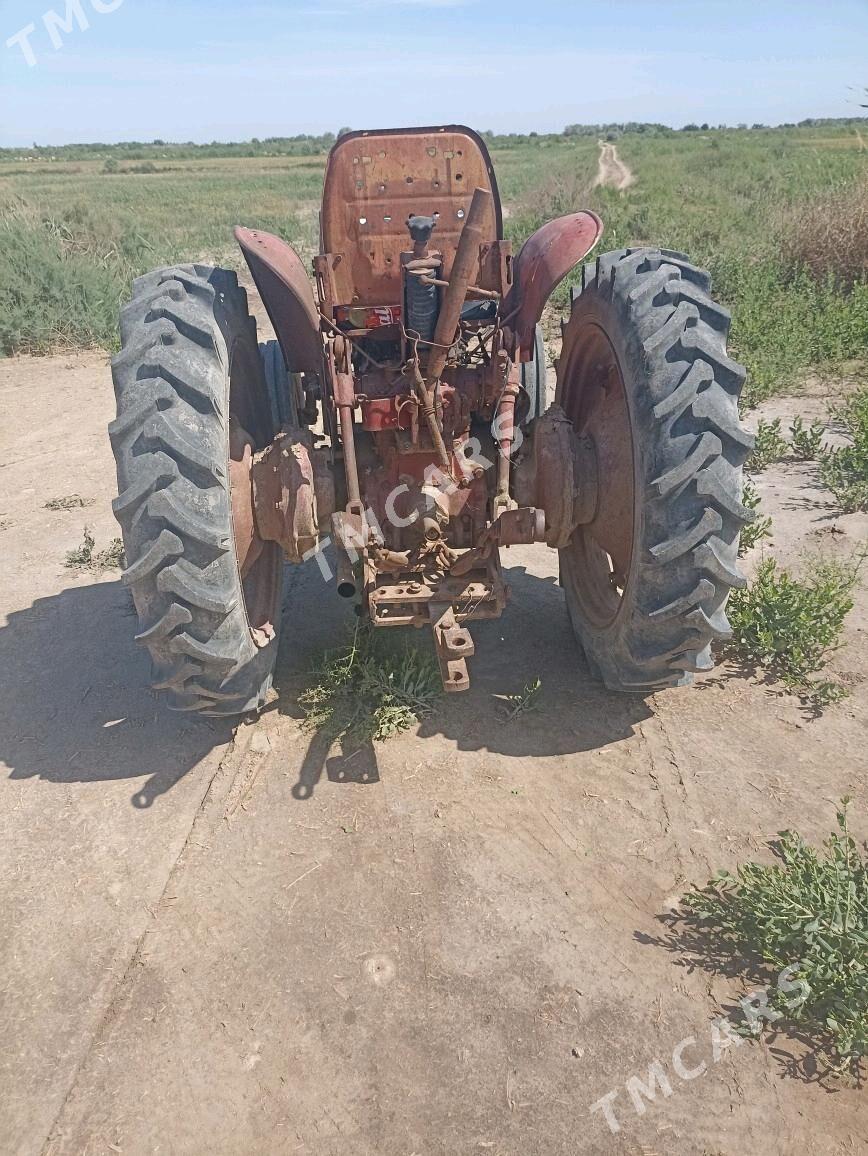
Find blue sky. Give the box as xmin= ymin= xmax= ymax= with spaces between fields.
xmin=1 ymin=0 xmax=866 ymax=146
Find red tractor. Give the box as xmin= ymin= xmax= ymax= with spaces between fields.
xmin=110 ymin=126 xmax=752 ymax=714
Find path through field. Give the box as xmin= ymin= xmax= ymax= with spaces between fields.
xmin=594 ymin=140 xmax=634 ymax=190
xmin=1 ymin=352 xmax=866 ymax=1155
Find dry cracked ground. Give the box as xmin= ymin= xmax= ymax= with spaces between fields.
xmin=1 ymin=346 xmax=866 ymax=1156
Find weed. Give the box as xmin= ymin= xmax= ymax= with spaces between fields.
xmin=499 ymin=677 xmax=542 ymax=721
xmin=299 ymin=622 xmax=442 ymax=742
xmin=93 ymin=538 xmax=125 ymax=570
xmin=738 ymin=477 xmax=772 ymax=554
xmin=748 ymin=418 xmax=789 ymax=471
xmin=45 ymin=493 xmax=94 ymax=510
xmin=781 ymin=178 xmax=868 ymax=291
xmin=64 ymin=527 xmax=125 ymax=571
xmin=727 ymin=553 xmax=863 ymax=705
xmin=64 ymin=527 xmax=95 ymax=567
xmin=819 ymin=386 xmax=868 ymax=512
xmin=683 ymin=799 xmax=867 ymax=1075
xmin=789 ymin=415 xmax=825 ymax=461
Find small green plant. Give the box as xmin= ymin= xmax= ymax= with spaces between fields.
xmin=683 ymin=799 xmax=867 ymax=1075
xmin=299 ymin=622 xmax=442 ymax=742
xmin=819 ymin=386 xmax=868 ymax=512
xmin=499 ymin=677 xmax=542 ymax=721
xmin=102 ymin=158 xmax=119 ymax=175
xmin=738 ymin=477 xmax=772 ymax=554
xmin=727 ymin=553 xmax=863 ymax=705
xmin=789 ymin=415 xmax=825 ymax=461
xmin=748 ymin=418 xmax=789 ymax=471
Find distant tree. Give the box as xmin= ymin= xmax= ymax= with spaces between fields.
xmin=337 ymin=126 xmax=352 ymax=139
xmin=700 ymin=122 xmax=709 ymax=131
xmin=681 ymin=123 xmax=699 ymax=132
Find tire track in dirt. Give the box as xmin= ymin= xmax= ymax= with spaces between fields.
xmin=594 ymin=140 xmax=634 ymax=190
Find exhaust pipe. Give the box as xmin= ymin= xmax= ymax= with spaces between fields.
xmin=426 ymin=187 xmax=491 ymax=383
xmin=336 ymin=550 xmax=357 ymax=599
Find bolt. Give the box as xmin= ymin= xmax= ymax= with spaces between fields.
xmin=408 ymin=581 xmax=422 ymax=594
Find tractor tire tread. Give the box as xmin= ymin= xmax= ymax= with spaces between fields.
xmin=110 ymin=263 xmax=282 ymax=715
xmin=558 ymin=247 xmax=750 ymax=692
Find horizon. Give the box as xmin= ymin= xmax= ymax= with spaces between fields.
xmin=3 ymin=115 xmax=867 ymax=154
xmin=1 ymin=0 xmax=867 ymax=149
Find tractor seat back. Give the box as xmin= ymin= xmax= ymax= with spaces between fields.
xmin=320 ymin=126 xmax=502 ymax=311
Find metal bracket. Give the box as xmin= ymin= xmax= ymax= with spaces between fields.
xmin=431 ymin=604 xmax=475 ymax=693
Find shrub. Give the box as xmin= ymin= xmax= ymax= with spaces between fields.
xmin=789 ymin=415 xmax=825 ymax=461
xmin=683 ymin=800 xmax=867 ymax=1075
xmin=820 ymin=386 xmax=868 ymax=512
xmin=781 ymin=179 xmax=868 ymax=291
xmin=739 ymin=477 xmax=772 ymax=553
xmin=748 ymin=418 xmax=789 ymax=470
xmin=727 ymin=554 xmax=863 ymax=705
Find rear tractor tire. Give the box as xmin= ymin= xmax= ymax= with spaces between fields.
xmin=556 ymin=247 xmax=754 ymax=692
xmin=110 ymin=264 xmax=284 ymax=716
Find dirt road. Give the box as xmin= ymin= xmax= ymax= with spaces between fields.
xmin=1 ymin=352 xmax=866 ymax=1155
xmin=594 ymin=140 xmax=634 ymax=190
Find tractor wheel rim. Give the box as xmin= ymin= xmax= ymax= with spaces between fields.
xmin=561 ymin=321 xmax=636 ymax=629
xmin=228 ymin=338 xmax=282 ymax=643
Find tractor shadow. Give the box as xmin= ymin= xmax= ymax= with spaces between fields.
xmin=0 ymin=578 xmax=233 ymax=808
xmin=0 ymin=553 xmax=653 ymax=808
xmin=274 ymin=549 xmax=654 ymax=800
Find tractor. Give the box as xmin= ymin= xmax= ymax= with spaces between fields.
xmin=109 ymin=126 xmax=752 ymax=715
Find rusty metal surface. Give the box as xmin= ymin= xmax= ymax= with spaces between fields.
xmin=513 ymin=406 xmax=599 ymax=548
xmin=368 ymin=555 xmax=506 ymax=631
xmin=250 ymin=430 xmax=334 ymax=563
xmin=431 ymin=603 xmax=474 ymax=692
xmin=235 ymin=227 xmax=324 ymax=374
xmin=320 ymin=126 xmax=502 ymax=308
xmin=501 ymin=211 xmax=604 ymax=361
xmin=228 ymin=418 xmax=262 ymax=577
xmin=557 ymin=315 xmax=636 ymax=624
xmin=427 ymin=187 xmax=491 ymax=382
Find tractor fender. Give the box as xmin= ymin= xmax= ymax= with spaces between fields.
xmin=235 ymin=227 xmax=324 ymax=374
xmin=501 ymin=211 xmax=603 ymax=362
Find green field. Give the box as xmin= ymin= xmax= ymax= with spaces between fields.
xmin=2 ymin=124 xmax=866 ymax=404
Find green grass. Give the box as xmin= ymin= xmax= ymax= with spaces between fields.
xmin=0 ymin=156 xmax=320 ymax=353
xmin=298 ymin=622 xmax=442 ymax=742
xmin=727 ymin=553 xmax=864 ymax=706
xmin=596 ymin=128 xmax=868 ymax=404
xmin=2 ymin=124 xmax=866 ymax=401
xmin=683 ymin=800 xmax=867 ymax=1076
